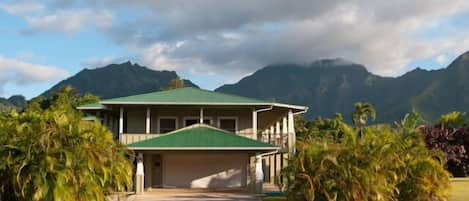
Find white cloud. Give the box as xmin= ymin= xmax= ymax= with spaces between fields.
xmin=0 ymin=55 xmax=69 ymax=94
xmin=82 ymin=0 xmax=469 ymax=79
xmin=0 ymin=1 xmax=44 ymax=15
xmin=25 ymin=9 xmax=113 ymax=33
xmin=436 ymin=54 xmax=448 ymax=65
xmin=80 ymin=56 xmax=123 ymax=68
xmin=8 ymin=0 xmax=469 ymax=84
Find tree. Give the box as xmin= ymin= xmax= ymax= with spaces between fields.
xmin=160 ymin=77 xmax=185 ymax=91
xmin=0 ymin=86 xmax=133 ymax=201
xmin=352 ymin=102 xmax=376 ymax=137
xmin=439 ymin=111 xmax=466 ymax=128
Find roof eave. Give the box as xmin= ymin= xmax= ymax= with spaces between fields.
xmin=76 ymin=106 xmax=107 ymax=110
xmin=127 ymin=146 xmax=280 ymax=151
xmin=99 ymin=101 xmax=308 ymax=111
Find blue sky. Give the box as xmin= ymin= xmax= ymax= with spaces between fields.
xmin=1 ymin=0 xmax=469 ymax=99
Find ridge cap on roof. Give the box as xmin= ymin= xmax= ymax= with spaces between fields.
xmin=100 ymin=87 xmax=268 ymax=103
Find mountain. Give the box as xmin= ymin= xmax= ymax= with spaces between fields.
xmin=43 ymin=61 xmax=198 ymax=99
xmin=0 ymin=95 xmax=26 ymax=112
xmin=216 ymin=52 xmax=469 ymax=123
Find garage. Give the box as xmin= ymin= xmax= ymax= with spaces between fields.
xmin=162 ymin=152 xmax=248 ymax=188
xmin=127 ymin=124 xmax=279 ymax=193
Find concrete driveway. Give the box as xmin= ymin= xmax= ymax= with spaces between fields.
xmin=124 ymin=189 xmax=261 ymax=201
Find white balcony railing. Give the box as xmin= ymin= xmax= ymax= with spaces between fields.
xmin=119 ymin=134 xmax=160 ymax=144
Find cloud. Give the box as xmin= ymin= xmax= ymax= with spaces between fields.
xmin=80 ymin=56 xmax=126 ymax=68
xmin=0 ymin=55 xmax=69 ymax=94
xmin=9 ymin=0 xmax=469 ymax=83
xmin=0 ymin=1 xmax=44 ymax=15
xmin=24 ymin=9 xmax=113 ymax=33
xmin=74 ymin=0 xmax=468 ymax=79
xmin=436 ymin=54 xmax=449 ymax=65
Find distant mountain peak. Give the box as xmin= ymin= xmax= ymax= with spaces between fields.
xmin=43 ymin=62 xmax=198 ymax=99
xmin=310 ymin=58 xmax=357 ymax=67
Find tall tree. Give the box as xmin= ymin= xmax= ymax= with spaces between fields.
xmin=160 ymin=77 xmax=185 ymax=91
xmin=0 ymin=86 xmax=132 ymax=201
xmin=352 ymin=102 xmax=376 ymax=137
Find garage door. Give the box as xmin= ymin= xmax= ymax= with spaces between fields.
xmin=162 ymin=152 xmax=248 ymax=188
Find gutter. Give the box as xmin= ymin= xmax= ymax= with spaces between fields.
xmin=254 ymin=105 xmax=273 ymax=113
xmin=256 ymin=150 xmax=279 ymax=157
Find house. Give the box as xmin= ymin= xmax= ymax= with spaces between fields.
xmin=77 ymin=87 xmax=308 ymax=194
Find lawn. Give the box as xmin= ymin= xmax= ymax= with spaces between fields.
xmin=263 ymin=178 xmax=469 ymax=201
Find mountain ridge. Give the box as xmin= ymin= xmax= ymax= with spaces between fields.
xmin=216 ymin=52 xmax=469 ymax=122
xmin=42 ymin=61 xmax=198 ymax=99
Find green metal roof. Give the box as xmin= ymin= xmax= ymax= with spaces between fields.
xmin=76 ymin=102 xmax=105 ymax=109
xmin=127 ymin=124 xmax=279 ymax=151
xmin=100 ymin=87 xmax=269 ymax=105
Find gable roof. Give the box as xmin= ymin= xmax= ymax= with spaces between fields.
xmin=77 ymin=87 xmax=308 ymax=111
xmin=127 ymin=124 xmax=279 ymax=151
xmin=100 ymin=87 xmax=268 ymax=105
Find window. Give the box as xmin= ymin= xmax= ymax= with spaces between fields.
xmin=159 ymin=117 xmax=177 ymax=133
xmin=184 ymin=117 xmax=212 ymax=127
xmin=218 ymin=117 xmax=238 ymax=133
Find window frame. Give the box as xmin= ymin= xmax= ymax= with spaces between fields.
xmin=157 ymin=116 xmax=178 ymax=133
xmin=217 ymin=116 xmax=239 ymax=133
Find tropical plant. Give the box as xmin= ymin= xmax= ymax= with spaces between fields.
xmin=424 ymin=123 xmax=469 ymax=177
xmin=439 ymin=111 xmax=467 ymax=128
xmin=351 ymin=102 xmax=376 ymax=137
xmin=283 ymin=110 xmax=450 ymax=201
xmin=160 ymin=77 xmax=185 ymax=91
xmin=0 ymin=86 xmax=133 ymax=201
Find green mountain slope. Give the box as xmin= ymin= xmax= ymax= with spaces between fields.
xmin=0 ymin=95 xmax=27 ymax=112
xmin=42 ymin=61 xmax=198 ymax=99
xmin=216 ymin=52 xmax=469 ymax=123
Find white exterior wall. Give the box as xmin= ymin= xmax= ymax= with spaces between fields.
xmin=162 ymin=152 xmax=248 ymax=188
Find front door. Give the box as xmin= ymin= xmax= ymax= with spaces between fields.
xmin=152 ymin=155 xmax=163 ymax=187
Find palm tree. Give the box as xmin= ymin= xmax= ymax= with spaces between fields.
xmin=352 ymin=102 xmax=376 ymax=138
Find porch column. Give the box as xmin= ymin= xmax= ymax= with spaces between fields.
xmin=254 ymin=155 xmax=263 ymax=194
xmin=270 ymin=126 xmax=275 ymax=144
xmin=252 ymin=110 xmax=257 ymax=140
xmin=146 ymin=107 xmax=151 ymax=134
xmin=282 ymin=117 xmax=288 ymax=147
xmin=135 ymin=153 xmax=145 ymax=194
xmin=199 ymin=108 xmax=204 ymax=124
xmin=288 ymin=109 xmax=295 ymax=153
xmin=275 ymin=121 xmax=281 ymax=144
xmin=119 ymin=107 xmax=124 ymax=134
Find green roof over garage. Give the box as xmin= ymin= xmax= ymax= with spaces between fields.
xmin=127 ymin=124 xmax=279 ymax=151
xmin=100 ymin=87 xmax=269 ymax=105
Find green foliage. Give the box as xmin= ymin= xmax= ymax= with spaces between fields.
xmin=160 ymin=77 xmax=186 ymax=91
xmin=296 ymin=113 xmax=345 ymax=143
xmin=439 ymin=111 xmax=467 ymax=128
xmin=352 ymin=102 xmax=376 ymax=127
xmin=284 ymin=111 xmax=450 ymax=201
xmin=0 ymin=86 xmax=133 ymax=201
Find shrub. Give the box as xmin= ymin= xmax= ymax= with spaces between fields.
xmin=284 ymin=112 xmax=450 ymax=201
xmin=0 ymin=87 xmax=133 ymax=201
xmin=423 ymin=124 xmax=469 ymax=177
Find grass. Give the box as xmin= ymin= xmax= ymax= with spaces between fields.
xmin=450 ymin=178 xmax=469 ymax=201
xmin=262 ymin=178 xmax=469 ymax=201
